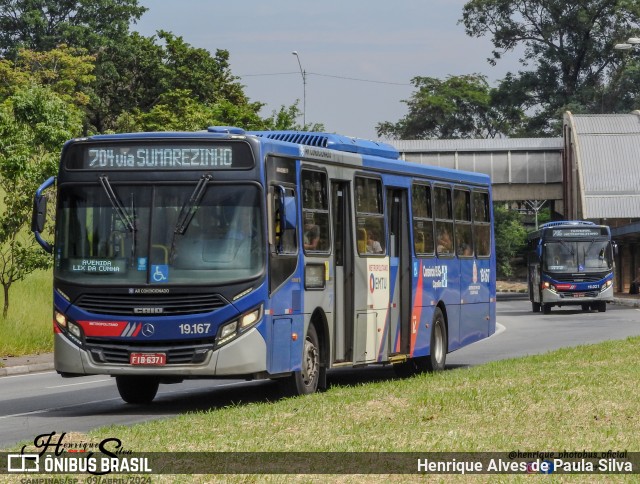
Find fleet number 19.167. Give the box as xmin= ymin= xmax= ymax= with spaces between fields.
xmin=179 ymin=323 xmax=211 ymax=335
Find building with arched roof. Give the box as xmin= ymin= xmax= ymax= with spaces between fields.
xmin=391 ymin=112 xmax=640 ymax=293
xmin=563 ymin=111 xmax=640 ymax=293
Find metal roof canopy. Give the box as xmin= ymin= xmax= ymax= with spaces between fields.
xmin=565 ymin=111 xmax=640 ymax=219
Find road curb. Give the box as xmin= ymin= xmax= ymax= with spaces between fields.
xmin=0 ymin=359 xmax=54 ymax=377
xmin=497 ymin=292 xmax=528 ymax=301
xmin=612 ymin=298 xmax=640 ymax=308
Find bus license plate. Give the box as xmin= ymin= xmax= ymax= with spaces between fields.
xmin=130 ymin=353 xmax=166 ymax=366
xmin=573 ymin=293 xmax=585 ymax=298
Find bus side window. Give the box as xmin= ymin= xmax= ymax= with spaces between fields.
xmin=301 ymin=169 xmax=330 ymax=253
xmin=473 ymin=191 xmax=491 ymax=257
xmin=434 ymin=186 xmax=453 ymax=257
xmin=355 ymin=176 xmax=385 ymax=256
xmin=411 ymin=183 xmax=434 ymax=256
xmin=454 ymin=188 xmax=473 ymax=257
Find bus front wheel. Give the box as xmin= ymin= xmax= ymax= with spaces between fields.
xmin=281 ymin=324 xmax=320 ymax=396
xmin=597 ymin=301 xmax=607 ymax=312
xmin=116 ymin=376 xmax=159 ymax=404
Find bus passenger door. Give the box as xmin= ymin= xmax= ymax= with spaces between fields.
xmin=387 ymin=188 xmax=411 ymax=357
xmin=331 ymin=181 xmax=353 ymax=362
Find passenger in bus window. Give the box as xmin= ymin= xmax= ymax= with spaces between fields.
xmin=437 ymin=226 xmax=453 ymax=254
xmin=367 ymin=229 xmax=383 ymax=254
xmin=458 ymin=242 xmax=473 ymax=257
xmin=304 ymin=222 xmax=320 ymax=250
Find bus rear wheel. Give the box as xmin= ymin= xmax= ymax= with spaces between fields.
xmin=542 ymin=304 xmax=551 ymax=314
xmin=425 ymin=307 xmax=447 ymax=371
xmin=116 ymin=376 xmax=159 ymax=404
xmin=281 ymin=324 xmax=320 ymax=396
xmin=532 ymin=302 xmax=541 ymax=312
xmin=395 ymin=307 xmax=447 ymax=376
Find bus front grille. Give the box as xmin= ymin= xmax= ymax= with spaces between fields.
xmin=75 ymin=293 xmax=228 ymax=316
xmin=558 ymin=291 xmax=599 ymax=299
xmin=87 ymin=342 xmax=214 ymax=365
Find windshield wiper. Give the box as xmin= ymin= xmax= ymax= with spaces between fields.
xmin=169 ymin=174 xmax=212 ymax=263
xmin=559 ymin=239 xmax=575 ymax=256
xmin=99 ymin=176 xmax=135 ymax=232
xmin=99 ymin=176 xmax=136 ymax=263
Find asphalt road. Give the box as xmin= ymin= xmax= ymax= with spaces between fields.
xmin=1 ymin=299 xmax=639 ymax=449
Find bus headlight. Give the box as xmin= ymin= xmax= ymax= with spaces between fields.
xmin=602 ymin=280 xmax=613 ymax=291
xmin=68 ymin=321 xmax=82 ymax=340
xmin=55 ymin=311 xmax=84 ymax=345
xmin=215 ymin=305 xmax=263 ymax=348
xmin=54 ymin=310 xmax=67 ymax=328
xmin=542 ymin=281 xmax=556 ymax=293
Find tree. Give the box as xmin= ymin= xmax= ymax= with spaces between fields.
xmin=90 ymin=31 xmax=266 ymax=133
xmin=376 ymin=74 xmax=524 ymax=139
xmin=0 ymin=86 xmax=82 ymax=316
xmin=461 ymin=0 xmax=640 ymax=134
xmin=0 ymin=45 xmax=95 ymax=106
xmin=0 ymin=0 xmax=147 ymax=57
xmin=262 ymin=102 xmax=325 ymax=132
xmin=493 ymin=204 xmax=528 ymax=278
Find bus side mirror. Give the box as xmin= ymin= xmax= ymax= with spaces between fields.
xmin=32 ymin=176 xmax=56 ymax=253
xmin=32 ymin=195 xmax=47 ymax=234
xmin=612 ymin=241 xmax=618 ymax=257
xmin=283 ymin=195 xmax=297 ymax=230
xmin=276 ymin=185 xmax=297 ymax=230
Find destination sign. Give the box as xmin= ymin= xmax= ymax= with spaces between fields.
xmin=65 ymin=142 xmax=254 ymax=170
xmin=550 ymin=228 xmax=604 ymax=238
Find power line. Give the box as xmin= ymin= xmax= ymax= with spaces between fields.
xmin=240 ymin=71 xmax=300 ymax=77
xmin=239 ymin=70 xmax=410 ymax=86
xmin=308 ymin=72 xmax=410 ymax=86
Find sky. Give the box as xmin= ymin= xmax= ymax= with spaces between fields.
xmin=133 ymin=0 xmax=521 ymax=140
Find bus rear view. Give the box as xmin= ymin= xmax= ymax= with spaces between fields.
xmin=527 ymin=221 xmax=615 ymax=314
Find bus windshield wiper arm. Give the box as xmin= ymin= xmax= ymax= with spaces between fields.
xmin=99 ymin=176 xmax=135 ymax=233
xmin=173 ymin=174 xmax=212 ymax=235
xmin=169 ymin=174 xmax=212 ymax=263
xmin=559 ymin=239 xmax=575 ymax=255
xmin=99 ymin=176 xmax=137 ymax=264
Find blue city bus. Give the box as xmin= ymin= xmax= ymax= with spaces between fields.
xmin=32 ymin=127 xmax=496 ymax=403
xmin=526 ymin=221 xmax=615 ymax=314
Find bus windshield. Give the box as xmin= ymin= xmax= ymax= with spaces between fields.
xmin=55 ymin=183 xmax=264 ymax=285
xmin=544 ymin=240 xmax=612 ymax=273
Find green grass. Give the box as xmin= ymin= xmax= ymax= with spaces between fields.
xmin=6 ymin=336 xmax=639 ymax=482
xmin=80 ymin=337 xmax=640 ymax=454
xmin=0 ymin=269 xmax=53 ymax=357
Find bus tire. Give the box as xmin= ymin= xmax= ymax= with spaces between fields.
xmin=597 ymin=301 xmax=607 ymax=312
xmin=542 ymin=303 xmax=551 ymax=314
xmin=281 ymin=324 xmax=320 ymax=396
xmin=581 ymin=303 xmax=590 ymax=312
xmin=425 ymin=307 xmax=447 ymax=372
xmin=532 ymin=302 xmax=541 ymax=312
xmin=116 ymin=376 xmax=159 ymax=404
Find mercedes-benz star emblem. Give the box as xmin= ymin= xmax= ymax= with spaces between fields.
xmin=141 ymin=323 xmax=155 ymax=337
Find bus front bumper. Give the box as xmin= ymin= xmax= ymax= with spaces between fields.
xmin=542 ymin=284 xmax=614 ymax=305
xmin=53 ymin=328 xmax=267 ymax=378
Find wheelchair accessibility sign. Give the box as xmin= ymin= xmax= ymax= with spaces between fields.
xmin=151 ymin=264 xmax=169 ymax=283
